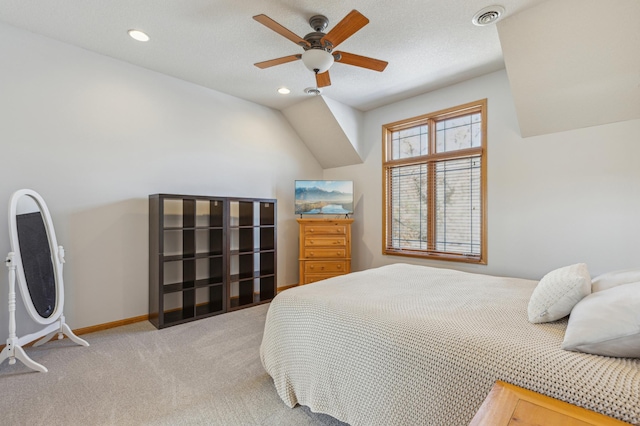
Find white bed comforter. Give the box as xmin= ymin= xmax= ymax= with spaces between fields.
xmin=260 ymin=264 xmax=640 ymax=425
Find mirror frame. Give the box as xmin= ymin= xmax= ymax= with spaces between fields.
xmin=8 ymin=189 xmax=65 ymax=325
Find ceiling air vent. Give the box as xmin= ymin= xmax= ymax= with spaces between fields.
xmin=472 ymin=5 xmax=505 ymax=26
xmin=304 ymin=87 xmax=322 ymax=96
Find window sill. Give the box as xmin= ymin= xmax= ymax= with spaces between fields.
xmin=383 ymin=248 xmax=486 ymax=265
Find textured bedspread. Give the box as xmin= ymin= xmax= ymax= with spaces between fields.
xmin=260 ymin=264 xmax=640 ymax=425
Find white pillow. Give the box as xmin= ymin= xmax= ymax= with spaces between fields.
xmin=591 ymin=267 xmax=640 ymax=293
xmin=528 ymin=263 xmax=591 ymax=324
xmin=562 ymin=282 xmax=640 ymax=358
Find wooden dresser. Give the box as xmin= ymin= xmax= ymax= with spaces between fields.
xmin=297 ymin=218 xmax=353 ymax=285
xmin=470 ymin=381 xmax=630 ymax=426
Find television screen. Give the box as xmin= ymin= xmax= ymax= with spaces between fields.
xmin=295 ymin=180 xmax=354 ymax=215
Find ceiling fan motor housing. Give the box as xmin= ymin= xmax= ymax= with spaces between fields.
xmin=303 ymin=15 xmax=333 ymax=52
xmin=303 ymin=32 xmax=332 ymax=51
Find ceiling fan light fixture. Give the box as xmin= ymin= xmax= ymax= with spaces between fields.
xmin=301 ymin=49 xmax=334 ymax=74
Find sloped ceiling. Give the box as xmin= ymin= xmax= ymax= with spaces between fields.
xmin=0 ymin=0 xmax=637 ymax=149
xmin=282 ymin=96 xmax=363 ymax=169
xmin=312 ymin=0 xmax=640 ymax=159
xmin=0 ymin=0 xmax=545 ymax=112
xmin=497 ymin=0 xmax=640 ymax=137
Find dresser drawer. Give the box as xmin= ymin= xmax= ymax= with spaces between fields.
xmin=303 ymin=272 xmax=347 ymax=284
xmin=305 ymin=261 xmax=347 ymax=273
xmin=304 ymin=225 xmax=347 ymax=236
xmin=298 ymin=218 xmax=353 ymax=286
xmin=304 ymin=248 xmax=346 ymax=259
xmin=304 ymin=236 xmax=347 ymax=247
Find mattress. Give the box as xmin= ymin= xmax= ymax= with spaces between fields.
xmin=260 ymin=263 xmax=640 ymax=425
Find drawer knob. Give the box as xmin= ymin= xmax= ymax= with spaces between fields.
xmin=337 ymin=265 xmax=342 ymax=269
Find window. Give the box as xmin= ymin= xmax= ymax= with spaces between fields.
xmin=382 ymin=99 xmax=487 ymax=264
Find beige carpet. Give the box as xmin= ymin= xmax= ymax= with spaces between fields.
xmin=0 ymin=304 xmax=347 ymax=425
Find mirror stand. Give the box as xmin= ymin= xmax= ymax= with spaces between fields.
xmin=1 ymin=252 xmax=46 ymax=372
xmin=1 ymin=252 xmax=89 ymax=373
xmin=1 ymin=189 xmax=89 ymax=373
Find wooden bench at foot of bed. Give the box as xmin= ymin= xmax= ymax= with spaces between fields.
xmin=471 ymin=381 xmax=631 ymax=426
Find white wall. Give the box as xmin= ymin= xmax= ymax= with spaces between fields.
xmin=0 ymin=22 xmax=322 ymax=340
xmin=325 ymin=70 xmax=640 ymax=280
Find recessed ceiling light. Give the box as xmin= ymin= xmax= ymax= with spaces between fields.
xmin=472 ymin=5 xmax=505 ymax=26
xmin=277 ymin=87 xmax=291 ymax=95
xmin=128 ymin=29 xmax=150 ymax=42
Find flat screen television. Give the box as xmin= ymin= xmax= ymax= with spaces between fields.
xmin=295 ymin=180 xmax=354 ymax=215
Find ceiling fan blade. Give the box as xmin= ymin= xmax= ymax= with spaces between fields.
xmin=254 ymin=54 xmax=302 ymax=69
xmin=321 ymin=10 xmax=369 ymax=49
xmin=316 ymin=71 xmax=331 ymax=87
xmin=253 ymin=14 xmax=310 ymax=48
xmin=335 ymin=51 xmax=388 ymax=72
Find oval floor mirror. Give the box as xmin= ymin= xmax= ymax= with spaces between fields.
xmin=0 ymin=189 xmax=88 ymax=373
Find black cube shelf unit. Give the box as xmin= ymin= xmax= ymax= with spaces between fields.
xmin=149 ymin=194 xmax=277 ymax=329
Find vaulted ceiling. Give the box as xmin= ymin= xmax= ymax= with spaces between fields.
xmin=1 ymin=0 xmax=638 ymax=140
xmin=0 ymin=0 xmax=545 ymax=111
xmin=497 ymin=0 xmax=640 ymax=137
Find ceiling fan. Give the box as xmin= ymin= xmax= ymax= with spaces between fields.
xmin=253 ymin=10 xmax=388 ymax=88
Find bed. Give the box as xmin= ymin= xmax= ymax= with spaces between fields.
xmin=260 ymin=263 xmax=640 ymax=425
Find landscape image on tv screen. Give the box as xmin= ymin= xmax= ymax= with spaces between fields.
xmin=295 ymin=180 xmax=354 ymax=215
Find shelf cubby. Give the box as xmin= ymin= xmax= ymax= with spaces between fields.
xmin=226 ymin=197 xmax=277 ymax=311
xmin=150 ymin=194 xmax=276 ymax=328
